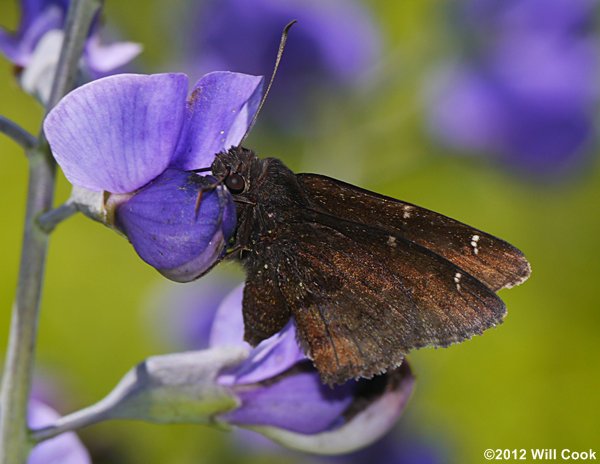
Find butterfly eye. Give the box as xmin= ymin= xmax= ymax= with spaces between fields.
xmin=225 ymin=172 xmax=246 ymax=194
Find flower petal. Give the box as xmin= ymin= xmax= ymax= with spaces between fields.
xmin=28 ymin=399 xmax=91 ymax=464
xmin=209 ymin=283 xmax=248 ymax=348
xmin=159 ymin=230 xmax=225 ymax=283
xmin=44 ymin=73 xmax=189 ymax=193
xmin=247 ymin=363 xmax=414 ymax=454
xmin=20 ymin=29 xmax=64 ymax=104
xmin=221 ymin=361 xmax=356 ymax=435
xmin=222 ymin=320 xmax=306 ymax=386
xmin=171 ymin=72 xmax=263 ymax=170
xmin=84 ymin=36 xmax=142 ymax=75
xmin=209 ymin=286 xmax=305 ymax=383
xmin=115 ymin=169 xmax=236 ymax=282
xmin=21 ymin=0 xmax=69 ymax=29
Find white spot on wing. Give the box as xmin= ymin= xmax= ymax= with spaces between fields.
xmin=453 ymin=272 xmax=462 ymax=291
xmin=402 ymin=205 xmax=414 ymax=219
xmin=470 ymin=234 xmax=480 ymax=255
xmin=387 ymin=236 xmax=397 ymax=247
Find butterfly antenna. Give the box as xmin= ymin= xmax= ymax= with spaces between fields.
xmin=240 ymin=20 xmax=297 ymax=145
xmin=189 ymin=167 xmax=212 ymax=173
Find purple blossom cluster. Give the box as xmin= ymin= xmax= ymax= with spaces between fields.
xmin=0 ymin=0 xmax=140 ymax=101
xmin=427 ymin=0 xmax=599 ymax=179
xmin=182 ymin=0 xmax=380 ymax=126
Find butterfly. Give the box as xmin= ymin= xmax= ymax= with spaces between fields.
xmin=210 ymin=146 xmax=531 ymax=385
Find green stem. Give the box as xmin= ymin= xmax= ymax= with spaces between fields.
xmin=37 ymin=201 xmax=78 ymax=233
xmin=0 ymin=116 xmax=36 ymax=151
xmin=0 ymin=152 xmax=54 ymax=463
xmin=0 ymin=1 xmax=101 ymax=463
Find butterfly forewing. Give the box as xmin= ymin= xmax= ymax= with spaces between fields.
xmin=298 ymin=174 xmax=531 ymax=292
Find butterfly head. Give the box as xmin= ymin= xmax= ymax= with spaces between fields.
xmin=211 ymin=146 xmax=263 ymax=197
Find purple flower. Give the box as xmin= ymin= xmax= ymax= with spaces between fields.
xmin=426 ymin=0 xmax=599 ymax=178
xmin=460 ymin=0 xmax=596 ymax=36
xmin=183 ymin=0 xmax=380 ymax=124
xmin=209 ymin=285 xmax=415 ymax=453
xmin=28 ymin=399 xmax=90 ymax=464
xmin=0 ymin=0 xmax=141 ymax=101
xmin=148 ymin=279 xmax=415 ymax=451
xmin=44 ymin=72 xmax=263 ymax=281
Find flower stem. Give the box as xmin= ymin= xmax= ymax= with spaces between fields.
xmin=0 ymin=116 xmax=36 ymax=152
xmin=31 ymin=399 xmax=112 ymax=443
xmin=0 ymin=1 xmax=101 ymax=463
xmin=30 ymin=347 xmax=248 ymax=443
xmin=37 ymin=201 xmax=78 ymax=233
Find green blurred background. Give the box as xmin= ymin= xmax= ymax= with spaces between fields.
xmin=1 ymin=1 xmax=599 ymax=463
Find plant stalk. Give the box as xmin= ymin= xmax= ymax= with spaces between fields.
xmin=0 ymin=116 xmax=36 ymax=152
xmin=0 ymin=1 xmax=101 ymax=462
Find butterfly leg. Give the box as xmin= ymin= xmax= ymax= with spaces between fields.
xmin=223 ymin=244 xmax=252 ymax=260
xmin=233 ymin=197 xmax=256 ymax=206
xmin=193 ymin=175 xmax=227 ymax=218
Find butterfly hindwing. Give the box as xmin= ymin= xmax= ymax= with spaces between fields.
xmin=242 ymin=214 xmax=506 ymax=385
xmin=241 ymin=233 xmax=292 ymax=346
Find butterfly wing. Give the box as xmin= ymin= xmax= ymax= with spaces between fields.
xmin=242 ymin=214 xmax=507 ymax=385
xmin=297 ymin=174 xmax=531 ymax=292
xmin=242 ymin=249 xmax=291 ymax=346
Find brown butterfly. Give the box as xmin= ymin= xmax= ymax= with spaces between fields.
xmin=210 ymin=146 xmax=531 ymax=385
